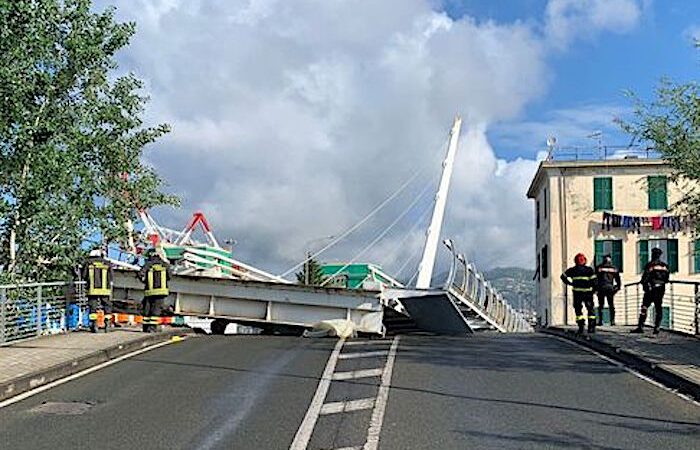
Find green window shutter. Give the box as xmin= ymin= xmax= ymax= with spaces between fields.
xmin=593 ymin=178 xmax=612 ymax=211
xmin=648 ymin=176 xmax=668 ymax=210
xmin=638 ymin=240 xmax=649 ymax=274
xmin=667 ymin=239 xmax=678 ymax=273
xmin=594 ymin=240 xmax=605 ymax=266
xmin=612 ymin=240 xmax=623 ymax=273
xmin=695 ymin=241 xmax=700 ymax=273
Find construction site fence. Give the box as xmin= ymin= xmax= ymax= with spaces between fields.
xmin=445 ymin=252 xmax=534 ymax=333
xmin=621 ymin=281 xmax=699 ymax=336
xmin=0 ymin=281 xmax=89 ymax=345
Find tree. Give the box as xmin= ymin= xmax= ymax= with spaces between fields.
xmin=0 ymin=0 xmax=178 ymax=282
xmin=622 ymin=51 xmax=700 ymax=230
xmin=296 ymin=257 xmax=327 ymax=285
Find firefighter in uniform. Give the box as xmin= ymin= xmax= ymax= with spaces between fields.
xmin=631 ymin=247 xmax=669 ymax=335
xmin=83 ymin=249 xmax=114 ymax=333
xmin=561 ymin=253 xmax=597 ymax=334
xmin=595 ymin=255 xmax=621 ymax=326
xmin=139 ymin=250 xmax=171 ymax=333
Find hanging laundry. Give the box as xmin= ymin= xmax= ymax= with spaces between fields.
xmin=651 ymin=216 xmax=662 ymax=230
xmin=612 ymin=214 xmax=622 ymax=228
xmin=622 ymin=216 xmax=631 ymax=229
xmin=633 ymin=216 xmax=642 ymax=233
xmin=670 ymin=216 xmax=682 ymax=232
xmin=602 ymin=212 xmax=611 ymax=231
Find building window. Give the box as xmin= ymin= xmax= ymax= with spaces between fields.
xmin=541 ymin=245 xmax=549 ymax=279
xmin=648 ymin=175 xmax=668 ymax=210
xmin=543 ymin=187 xmax=548 ymax=220
xmin=594 ymin=240 xmax=623 ymax=272
xmin=638 ymin=239 xmax=678 ymax=273
xmin=593 ymin=177 xmax=613 ymax=211
xmin=694 ymin=241 xmax=700 ymax=273
xmin=536 ymin=201 xmax=540 ymax=229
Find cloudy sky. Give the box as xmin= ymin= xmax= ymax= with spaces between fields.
xmin=100 ymin=0 xmax=699 ymax=280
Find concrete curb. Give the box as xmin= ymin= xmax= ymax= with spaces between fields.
xmin=0 ymin=329 xmax=186 ymax=403
xmin=542 ymin=327 xmax=700 ymax=402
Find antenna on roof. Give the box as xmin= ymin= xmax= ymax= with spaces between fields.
xmin=546 ymin=136 xmax=557 ymax=160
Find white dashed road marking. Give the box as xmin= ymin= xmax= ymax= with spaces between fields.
xmin=289 ymin=336 xmax=400 ymax=450
xmin=338 ymin=350 xmax=389 ymax=360
xmin=320 ymin=397 xmax=376 ymax=415
xmin=332 ymin=368 xmax=384 ymax=381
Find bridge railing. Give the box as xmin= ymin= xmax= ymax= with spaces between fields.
xmin=621 ymin=280 xmax=699 ymax=336
xmin=442 ymin=240 xmax=533 ymax=332
xmin=0 ymin=281 xmax=88 ymax=345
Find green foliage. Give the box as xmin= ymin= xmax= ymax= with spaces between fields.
xmin=0 ymin=0 xmax=178 ymax=282
xmin=296 ymin=257 xmax=327 ymax=286
xmin=623 ymin=71 xmax=700 ymax=230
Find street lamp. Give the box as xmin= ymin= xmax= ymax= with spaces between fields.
xmin=443 ymin=238 xmax=457 ymax=289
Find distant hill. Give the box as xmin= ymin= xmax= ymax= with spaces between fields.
xmin=484 ymin=267 xmax=535 ymax=312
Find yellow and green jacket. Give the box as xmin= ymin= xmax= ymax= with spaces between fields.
xmin=140 ymin=257 xmax=172 ymax=297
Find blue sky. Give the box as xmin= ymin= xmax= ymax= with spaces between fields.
xmin=442 ymin=0 xmax=700 ymax=160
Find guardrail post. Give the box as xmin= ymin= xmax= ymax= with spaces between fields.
xmin=0 ymin=287 xmax=6 ymax=344
xmin=36 ymin=285 xmax=43 ymax=336
xmin=623 ymin=285 xmax=628 ymax=325
xmin=695 ymin=284 xmax=699 ymax=336
xmin=669 ymin=283 xmax=674 ymax=331
xmin=635 ymin=283 xmax=640 ymax=324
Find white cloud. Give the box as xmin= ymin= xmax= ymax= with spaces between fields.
xmin=98 ymin=1 xmax=643 ymax=278
xmin=492 ymin=104 xmax=633 ymax=156
xmin=683 ymin=24 xmax=700 ymax=43
xmin=544 ymin=0 xmax=642 ymax=49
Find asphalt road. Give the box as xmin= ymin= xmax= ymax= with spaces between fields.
xmin=0 ymin=333 xmax=698 ymax=450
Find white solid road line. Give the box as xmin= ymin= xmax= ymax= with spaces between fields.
xmin=320 ymin=397 xmax=376 ymax=415
xmin=338 ymin=350 xmax=388 ymax=360
xmin=332 ymin=368 xmax=384 ymax=380
xmin=289 ymin=338 xmax=346 ymax=450
xmin=555 ymin=336 xmax=700 ymax=406
xmin=364 ymin=336 xmax=400 ymax=450
xmin=0 ymin=337 xmax=181 ymax=409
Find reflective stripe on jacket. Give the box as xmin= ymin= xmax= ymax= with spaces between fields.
xmin=562 ymin=265 xmax=596 ymax=293
xmin=87 ymin=261 xmax=111 ymax=296
xmin=145 ymin=264 xmax=169 ymax=297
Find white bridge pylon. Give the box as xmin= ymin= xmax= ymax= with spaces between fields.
xmin=416 ymin=116 xmax=462 ymax=289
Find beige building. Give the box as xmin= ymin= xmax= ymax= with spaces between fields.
xmin=526 ymin=157 xmax=699 ymax=327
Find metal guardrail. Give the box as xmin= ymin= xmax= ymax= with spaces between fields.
xmin=442 ymin=241 xmax=533 ymax=333
xmin=621 ymin=280 xmax=699 ymax=336
xmin=544 ymin=145 xmax=659 ymax=162
xmin=0 ymin=281 xmax=88 ymax=345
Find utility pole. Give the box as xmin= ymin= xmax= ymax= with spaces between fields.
xmin=416 ymin=116 xmax=462 ymax=289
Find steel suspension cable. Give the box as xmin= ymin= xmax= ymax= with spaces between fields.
xmin=319 ymin=179 xmax=436 ymax=287
xmin=277 ymin=136 xmax=449 ymax=279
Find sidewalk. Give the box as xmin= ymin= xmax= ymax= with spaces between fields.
xmin=0 ymin=328 xmax=183 ymax=402
xmin=544 ymin=325 xmax=700 ymax=400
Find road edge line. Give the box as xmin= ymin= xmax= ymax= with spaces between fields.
xmin=0 ymin=334 xmax=185 ymax=409
xmin=544 ymin=330 xmax=700 ymax=405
